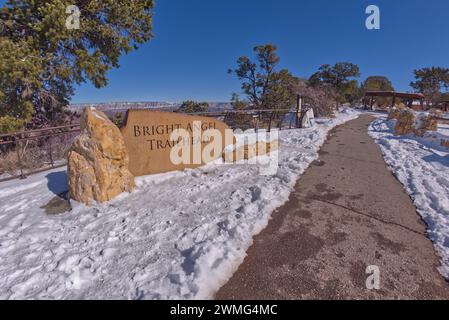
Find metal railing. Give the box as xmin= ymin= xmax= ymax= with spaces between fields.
xmin=193 ymin=109 xmax=299 ymax=131
xmin=0 ymin=124 xmax=80 ymax=182
xmin=0 ymin=109 xmax=302 ymax=182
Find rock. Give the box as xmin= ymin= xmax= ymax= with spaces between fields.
xmin=441 ymin=139 xmax=449 ymax=149
xmin=387 ymin=108 xmax=402 ymax=120
xmin=415 ymin=114 xmax=438 ymax=137
xmin=68 ymin=107 xmax=135 ymax=205
xmin=429 ymin=108 xmax=443 ymax=118
xmin=394 ymin=109 xmax=439 ymax=137
xmin=394 ymin=109 xmax=416 ymax=136
xmin=223 ymin=139 xmax=279 ymax=163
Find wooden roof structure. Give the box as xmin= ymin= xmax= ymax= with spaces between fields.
xmin=364 ymin=91 xmax=425 ymax=100
xmin=363 ymin=91 xmax=425 ymax=110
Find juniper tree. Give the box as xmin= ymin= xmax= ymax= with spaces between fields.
xmin=230 ymin=93 xmax=248 ymax=110
xmin=410 ymin=67 xmax=449 ymax=107
xmin=229 ymin=44 xmax=298 ymax=111
xmin=309 ymin=62 xmax=361 ymax=105
xmin=176 ymin=101 xmax=209 ymax=114
xmin=294 ymin=80 xmax=337 ymax=118
xmin=361 ymin=76 xmax=395 ymax=108
xmin=0 ymin=0 xmax=154 ymax=133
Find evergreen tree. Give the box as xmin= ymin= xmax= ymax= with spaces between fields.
xmin=362 ymin=76 xmax=395 ymax=108
xmin=0 ymin=0 xmax=155 ymax=133
xmin=309 ymin=62 xmax=361 ymax=105
xmin=230 ymin=93 xmax=248 ymax=110
xmin=176 ymin=101 xmax=209 ymax=114
xmin=229 ymin=44 xmax=298 ymax=110
xmin=410 ymin=67 xmax=449 ymax=107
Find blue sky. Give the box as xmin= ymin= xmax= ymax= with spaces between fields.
xmin=2 ymin=0 xmax=449 ymax=103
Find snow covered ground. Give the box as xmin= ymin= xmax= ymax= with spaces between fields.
xmin=369 ymin=116 xmax=449 ymax=279
xmin=0 ymin=109 xmax=359 ymax=300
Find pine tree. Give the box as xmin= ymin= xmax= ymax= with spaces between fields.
xmin=176 ymin=101 xmax=209 ymax=114
xmin=410 ymin=67 xmax=449 ymax=107
xmin=0 ymin=0 xmax=155 ymax=133
xmin=309 ymin=62 xmax=361 ymax=105
xmin=229 ymin=44 xmax=298 ymax=111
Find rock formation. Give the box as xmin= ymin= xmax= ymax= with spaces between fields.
xmin=394 ymin=109 xmax=417 ymax=136
xmin=415 ymin=114 xmax=438 ymax=137
xmin=441 ymin=139 xmax=449 ymax=149
xmin=387 ymin=107 xmax=402 ymax=120
xmin=223 ymin=139 xmax=279 ymax=163
xmin=68 ymin=107 xmax=135 ymax=205
xmin=429 ymin=108 xmax=443 ymax=118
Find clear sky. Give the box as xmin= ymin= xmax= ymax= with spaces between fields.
xmin=3 ymin=0 xmax=449 ymax=103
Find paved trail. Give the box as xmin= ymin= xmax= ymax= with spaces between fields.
xmin=216 ymin=115 xmax=449 ymax=299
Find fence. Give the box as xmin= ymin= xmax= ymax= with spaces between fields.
xmin=0 ymin=109 xmax=302 ymax=183
xmin=0 ymin=124 xmax=80 ymax=182
xmin=184 ymin=109 xmax=299 ymax=131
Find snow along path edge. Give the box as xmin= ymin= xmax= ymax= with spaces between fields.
xmin=369 ymin=117 xmax=449 ymax=279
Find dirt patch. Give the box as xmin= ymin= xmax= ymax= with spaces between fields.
xmin=41 ymin=194 xmax=71 ymax=215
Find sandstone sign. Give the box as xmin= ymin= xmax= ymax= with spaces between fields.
xmin=67 ymin=108 xmax=279 ymax=205
xmin=120 ymin=110 xmax=235 ymax=176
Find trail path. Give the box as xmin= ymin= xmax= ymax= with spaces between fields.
xmin=216 ymin=115 xmax=449 ymax=299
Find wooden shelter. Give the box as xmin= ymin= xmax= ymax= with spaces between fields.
xmin=364 ymin=91 xmax=425 ymax=110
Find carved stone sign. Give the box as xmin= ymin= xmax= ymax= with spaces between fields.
xmin=120 ymin=110 xmax=235 ymax=176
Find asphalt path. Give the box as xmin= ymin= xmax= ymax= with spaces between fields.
xmin=216 ymin=115 xmax=449 ymax=299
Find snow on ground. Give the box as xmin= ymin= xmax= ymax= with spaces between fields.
xmin=369 ymin=116 xmax=449 ymax=279
xmin=437 ymin=122 xmax=449 ymax=137
xmin=0 ymin=109 xmax=359 ymax=300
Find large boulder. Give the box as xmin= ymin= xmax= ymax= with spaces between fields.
xmin=394 ymin=109 xmax=417 ymax=136
xmin=387 ymin=107 xmax=402 ymax=120
xmin=68 ymin=107 xmax=135 ymax=205
xmin=415 ymin=114 xmax=438 ymax=137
